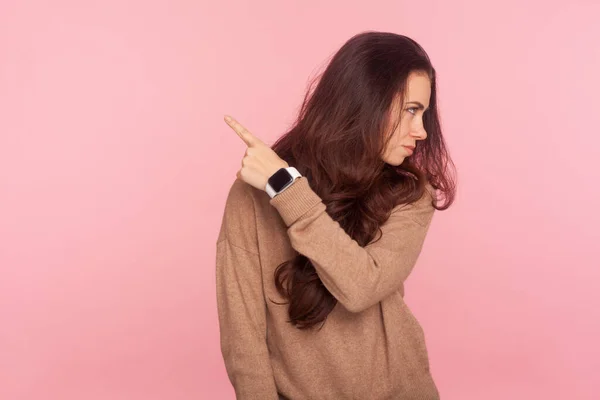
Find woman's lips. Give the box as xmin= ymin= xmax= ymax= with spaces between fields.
xmin=402 ymin=145 xmax=415 ymax=155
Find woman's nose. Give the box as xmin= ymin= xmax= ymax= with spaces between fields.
xmin=411 ymin=128 xmax=427 ymax=140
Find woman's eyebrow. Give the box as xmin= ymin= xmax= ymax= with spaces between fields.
xmin=405 ymin=101 xmax=429 ymax=111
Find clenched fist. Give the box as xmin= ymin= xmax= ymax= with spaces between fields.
xmin=224 ymin=115 xmax=289 ymax=192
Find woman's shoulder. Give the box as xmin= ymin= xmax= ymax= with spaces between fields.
xmin=390 ymin=181 xmax=436 ymax=227
xmin=225 ymin=177 xmax=258 ymax=206
xmin=217 ymin=178 xmax=261 ymax=248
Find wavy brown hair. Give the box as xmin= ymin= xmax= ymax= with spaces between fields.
xmin=269 ymin=31 xmax=456 ymax=330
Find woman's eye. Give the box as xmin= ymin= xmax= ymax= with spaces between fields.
xmin=406 ymin=107 xmax=418 ymax=115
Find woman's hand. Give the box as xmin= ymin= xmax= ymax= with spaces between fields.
xmin=224 ymin=115 xmax=289 ymax=192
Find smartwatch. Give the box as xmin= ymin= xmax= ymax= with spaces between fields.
xmin=266 ymin=167 xmax=302 ymax=198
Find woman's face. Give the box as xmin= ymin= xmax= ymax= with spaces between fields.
xmin=381 ymin=71 xmax=431 ymax=166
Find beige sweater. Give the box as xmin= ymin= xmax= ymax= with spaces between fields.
xmin=215 ymin=176 xmax=440 ymax=400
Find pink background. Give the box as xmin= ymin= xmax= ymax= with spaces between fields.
xmin=1 ymin=0 xmax=599 ymax=399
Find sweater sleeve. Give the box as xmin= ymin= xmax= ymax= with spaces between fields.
xmin=215 ymin=180 xmax=279 ymax=400
xmin=269 ymin=177 xmax=436 ymax=313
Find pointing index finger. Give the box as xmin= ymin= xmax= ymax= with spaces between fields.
xmin=224 ymin=115 xmax=256 ymax=146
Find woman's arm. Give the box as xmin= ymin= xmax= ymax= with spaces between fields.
xmin=215 ymin=180 xmax=279 ymax=400
xmin=269 ymin=177 xmax=436 ymax=313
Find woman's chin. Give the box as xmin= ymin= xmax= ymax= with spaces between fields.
xmin=387 ymin=156 xmax=406 ymax=167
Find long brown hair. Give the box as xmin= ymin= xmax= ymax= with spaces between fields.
xmin=270 ymin=31 xmax=456 ymax=330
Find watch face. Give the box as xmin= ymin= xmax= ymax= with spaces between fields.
xmin=268 ymin=168 xmax=293 ymax=192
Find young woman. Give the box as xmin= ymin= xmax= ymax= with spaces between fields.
xmin=216 ymin=31 xmax=456 ymax=400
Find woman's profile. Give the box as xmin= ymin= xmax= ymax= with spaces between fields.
xmin=216 ymin=30 xmax=456 ymax=400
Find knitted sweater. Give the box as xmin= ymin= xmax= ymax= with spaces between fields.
xmin=215 ymin=176 xmax=440 ymax=400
